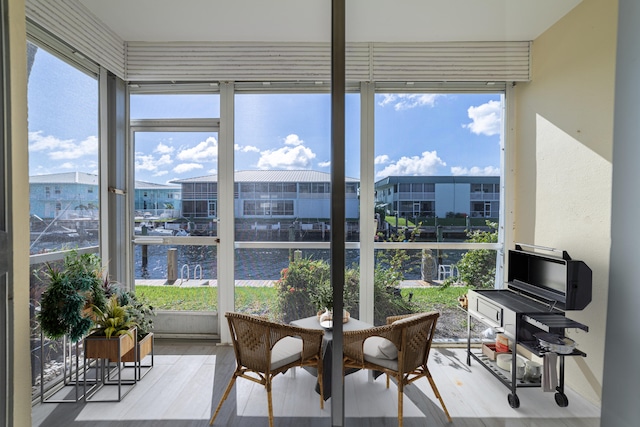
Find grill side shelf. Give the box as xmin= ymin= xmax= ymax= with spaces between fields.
xmin=522 ymin=313 xmax=589 ymax=332
xmin=518 ymin=340 xmax=587 ymax=358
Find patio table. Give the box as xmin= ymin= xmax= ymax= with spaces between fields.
xmin=291 ymin=315 xmax=373 ymax=400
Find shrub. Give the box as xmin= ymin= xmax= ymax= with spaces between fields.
xmin=275 ymin=258 xmax=330 ymax=323
xmin=452 ymin=221 xmax=498 ymax=289
xmin=275 ymin=256 xmax=416 ymax=325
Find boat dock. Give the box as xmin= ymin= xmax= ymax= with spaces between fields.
xmin=134 ymin=279 xmax=437 ymax=288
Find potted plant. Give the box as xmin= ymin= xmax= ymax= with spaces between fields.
xmin=310 ymin=280 xmax=350 ymax=323
xmin=37 ymin=250 xmax=106 ymax=342
xmin=310 ymin=279 xmax=333 ymax=315
xmin=119 ymin=291 xmax=156 ymax=366
xmin=84 ymin=295 xmax=137 ymax=363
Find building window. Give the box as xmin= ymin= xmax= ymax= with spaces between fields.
xmin=243 ymin=200 xmax=294 ymax=216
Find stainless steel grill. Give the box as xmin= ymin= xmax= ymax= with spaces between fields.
xmin=466 ymin=244 xmax=592 ymax=408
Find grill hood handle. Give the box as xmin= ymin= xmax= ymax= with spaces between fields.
xmin=515 ymin=243 xmax=571 ymax=260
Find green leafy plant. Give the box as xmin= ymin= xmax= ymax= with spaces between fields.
xmin=37 ymin=250 xmax=106 ymax=342
xmin=90 ymin=295 xmax=137 ymax=339
xmin=275 ymin=254 xmax=414 ymax=325
xmin=308 ymin=279 xmax=333 ymax=312
xmin=275 ymin=257 xmax=359 ymax=322
xmin=443 ymin=220 xmax=498 ymax=289
xmin=276 ymin=257 xmax=330 ymax=322
xmin=118 ymin=291 xmax=155 ymax=340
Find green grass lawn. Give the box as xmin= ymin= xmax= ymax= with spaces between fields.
xmin=136 ymin=284 xmax=469 ymax=313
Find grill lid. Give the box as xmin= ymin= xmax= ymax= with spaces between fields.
xmin=507 ymin=245 xmax=592 ymax=311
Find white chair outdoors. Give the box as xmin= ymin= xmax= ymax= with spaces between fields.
xmin=438 ymin=264 xmax=452 ymax=280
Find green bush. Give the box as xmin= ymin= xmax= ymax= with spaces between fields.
xmin=275 ymin=256 xmax=416 ymax=325
xmin=371 ymin=265 xmax=416 ymax=325
xmin=449 ymin=221 xmax=498 ymax=289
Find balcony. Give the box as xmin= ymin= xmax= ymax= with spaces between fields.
xmin=31 ymin=339 xmax=600 ymax=426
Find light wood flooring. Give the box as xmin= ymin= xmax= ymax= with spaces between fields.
xmin=32 ymin=339 xmax=601 ymax=427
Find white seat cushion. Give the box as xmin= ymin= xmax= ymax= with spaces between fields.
xmin=364 ymin=354 xmax=398 ymax=371
xmin=363 ymin=336 xmax=398 ymax=360
xmin=271 ymin=336 xmax=303 ymax=370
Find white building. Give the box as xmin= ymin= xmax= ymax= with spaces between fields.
xmin=172 ymin=170 xmax=360 ymax=220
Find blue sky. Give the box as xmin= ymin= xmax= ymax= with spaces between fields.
xmin=28 ymin=46 xmax=502 ymax=184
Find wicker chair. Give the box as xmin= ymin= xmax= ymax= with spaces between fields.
xmin=209 ymin=312 xmax=325 ymax=427
xmin=343 ymin=311 xmax=452 ymax=426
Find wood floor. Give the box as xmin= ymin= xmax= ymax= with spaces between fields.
xmin=32 ymin=339 xmax=601 ymax=427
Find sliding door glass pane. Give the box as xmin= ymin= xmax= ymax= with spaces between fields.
xmin=133 ymin=129 xmax=218 ymax=311
xmin=374 ymin=92 xmax=503 ymax=334
xmin=27 ymin=42 xmax=99 ymax=399
xmin=130 ymin=93 xmax=219 ymax=312
xmin=234 ymin=93 xmax=360 ymax=322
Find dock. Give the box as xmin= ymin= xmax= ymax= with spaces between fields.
xmin=134 ymin=279 xmax=438 ymax=288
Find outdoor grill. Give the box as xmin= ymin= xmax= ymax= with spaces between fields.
xmin=466 ymin=244 xmax=592 ymax=408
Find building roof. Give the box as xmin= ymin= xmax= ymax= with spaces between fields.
xmin=171 ymin=170 xmax=359 ymax=184
xmin=29 ymin=172 xmax=99 ymax=185
xmin=134 ymin=180 xmax=180 ymax=190
xmin=29 ymin=172 xmax=180 ymax=189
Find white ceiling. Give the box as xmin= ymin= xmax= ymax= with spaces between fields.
xmin=79 ymin=0 xmax=582 ymax=43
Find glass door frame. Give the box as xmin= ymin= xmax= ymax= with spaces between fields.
xmin=129 ymin=119 xmax=221 ymax=320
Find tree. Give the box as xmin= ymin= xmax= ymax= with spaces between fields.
xmin=452 ymin=221 xmax=498 ymax=289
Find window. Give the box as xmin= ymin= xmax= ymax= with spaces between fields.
xmin=27 ymin=42 xmax=99 ymax=254
xmin=374 ymin=90 xmax=503 ymax=332
xmin=27 ymin=40 xmax=99 ymax=401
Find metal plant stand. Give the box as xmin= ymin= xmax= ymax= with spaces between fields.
xmin=39 ymin=332 xmax=94 ymax=403
xmin=83 ymin=328 xmax=137 ymax=402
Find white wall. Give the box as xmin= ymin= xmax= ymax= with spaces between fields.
xmin=515 ymin=0 xmax=618 ymax=405
xmin=435 ymin=183 xmax=471 ymax=217
xmin=8 ymin=0 xmax=31 ymax=424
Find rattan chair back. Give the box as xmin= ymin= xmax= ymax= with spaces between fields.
xmin=209 ymin=312 xmax=325 ymax=427
xmin=343 ymin=311 xmax=451 ymax=426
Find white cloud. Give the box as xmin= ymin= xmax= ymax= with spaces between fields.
xmin=256 ymin=133 xmax=317 ymax=169
xmin=284 ymin=134 xmax=304 ymax=146
xmin=451 ymin=166 xmax=500 ymax=176
xmin=153 ymin=170 xmax=169 ymax=177
xmin=377 ymin=94 xmax=442 ymax=111
xmin=177 ymin=136 xmax=218 ymax=162
xmin=235 ymin=143 xmax=260 ymax=153
xmin=463 ymin=100 xmax=502 ymax=136
xmin=134 ymin=152 xmax=172 ymax=173
xmin=375 ymin=154 xmax=390 ymax=165
xmin=29 ymin=131 xmax=98 ymax=160
xmin=375 ymin=151 xmax=446 ymax=178
xmin=318 ymin=160 xmax=331 ymax=168
xmin=60 ymin=162 xmax=75 ymax=169
xmin=173 ymin=163 xmax=204 ymax=174
xmin=155 ymin=143 xmax=174 ymax=154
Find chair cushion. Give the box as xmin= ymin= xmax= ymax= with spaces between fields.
xmin=364 ymin=354 xmax=399 ymax=371
xmin=271 ymin=336 xmax=303 ymax=370
xmin=363 ymin=336 xmax=398 ymax=360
